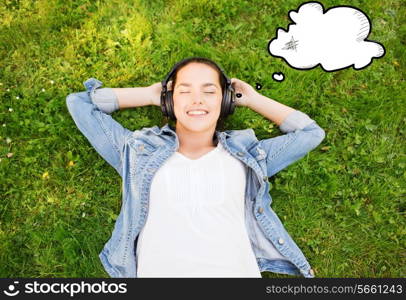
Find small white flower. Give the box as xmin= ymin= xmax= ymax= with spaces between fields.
xmin=0 ymin=83 xmax=3 ymax=86
xmin=6 ymin=88 xmax=10 ymax=92
xmin=41 ymin=88 xmax=45 ymax=92
xmin=8 ymin=107 xmax=13 ymax=112
xmin=0 ymin=158 xmax=2 ymax=162
xmin=6 ymin=138 xmax=11 ymax=144
xmin=50 ymin=80 xmax=54 ymax=84
xmin=82 ymin=212 xmax=86 ymax=218
xmin=16 ymin=96 xmax=19 ymax=99
xmin=2 ymin=123 xmax=6 ymax=127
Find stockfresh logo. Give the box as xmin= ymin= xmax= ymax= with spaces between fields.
xmin=3 ymin=281 xmax=20 ymax=297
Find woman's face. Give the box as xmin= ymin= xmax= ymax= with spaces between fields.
xmin=172 ymin=62 xmax=222 ymax=133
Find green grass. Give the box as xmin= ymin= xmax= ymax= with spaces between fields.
xmin=0 ymin=0 xmax=405 ymax=278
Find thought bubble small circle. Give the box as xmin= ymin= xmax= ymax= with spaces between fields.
xmin=255 ymin=83 xmax=262 ymax=90
xmin=272 ymin=72 xmax=285 ymax=82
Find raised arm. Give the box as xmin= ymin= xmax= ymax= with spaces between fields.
xmin=257 ymin=110 xmax=325 ymax=177
xmin=231 ymin=78 xmax=326 ymax=177
xmin=112 ymin=81 xmax=163 ymax=109
xmin=66 ymin=78 xmax=156 ymax=177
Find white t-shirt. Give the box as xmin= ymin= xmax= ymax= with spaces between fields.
xmin=135 ymin=141 xmax=262 ymax=278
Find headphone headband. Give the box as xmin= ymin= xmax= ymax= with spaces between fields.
xmin=161 ymin=57 xmax=231 ymax=90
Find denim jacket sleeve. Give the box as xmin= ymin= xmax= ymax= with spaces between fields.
xmin=257 ymin=110 xmax=326 ymax=178
xmin=66 ymin=78 xmax=132 ymax=177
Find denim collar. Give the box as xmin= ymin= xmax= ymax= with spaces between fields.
xmin=146 ymin=123 xmax=232 ymax=139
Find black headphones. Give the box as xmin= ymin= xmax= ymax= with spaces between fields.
xmin=160 ymin=57 xmax=236 ymax=121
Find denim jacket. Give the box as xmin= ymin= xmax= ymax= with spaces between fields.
xmin=66 ymin=78 xmax=325 ymax=278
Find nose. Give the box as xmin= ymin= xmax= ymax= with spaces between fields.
xmin=191 ymin=90 xmax=204 ymax=104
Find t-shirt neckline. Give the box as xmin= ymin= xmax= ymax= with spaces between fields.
xmin=175 ymin=142 xmax=222 ymax=162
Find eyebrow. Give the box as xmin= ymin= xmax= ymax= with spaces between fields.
xmin=176 ymin=83 xmax=218 ymax=89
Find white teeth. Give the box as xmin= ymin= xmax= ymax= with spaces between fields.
xmin=187 ymin=110 xmax=208 ymax=115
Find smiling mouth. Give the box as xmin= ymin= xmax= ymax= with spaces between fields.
xmin=186 ymin=110 xmax=209 ymax=117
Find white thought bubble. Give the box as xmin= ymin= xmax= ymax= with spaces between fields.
xmin=268 ymin=1 xmax=385 ymax=71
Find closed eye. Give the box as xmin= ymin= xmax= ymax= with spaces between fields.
xmin=180 ymin=92 xmax=215 ymax=94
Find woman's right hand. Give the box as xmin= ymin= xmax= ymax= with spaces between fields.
xmin=147 ymin=82 xmax=162 ymax=106
xmin=147 ymin=80 xmax=173 ymax=106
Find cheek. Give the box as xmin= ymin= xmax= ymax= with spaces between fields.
xmin=211 ymin=97 xmax=223 ymax=112
xmin=172 ymin=96 xmax=185 ymax=111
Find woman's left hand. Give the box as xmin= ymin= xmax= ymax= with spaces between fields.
xmin=230 ymin=78 xmax=259 ymax=107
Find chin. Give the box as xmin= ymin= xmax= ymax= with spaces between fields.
xmin=177 ymin=118 xmax=216 ymax=132
xmin=185 ymin=124 xmax=214 ymax=133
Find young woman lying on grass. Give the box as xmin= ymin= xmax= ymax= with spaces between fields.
xmin=66 ymin=56 xmax=325 ymax=278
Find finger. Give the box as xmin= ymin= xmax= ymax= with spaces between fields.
xmin=230 ymin=78 xmax=238 ymax=90
xmin=168 ymin=80 xmax=173 ymax=90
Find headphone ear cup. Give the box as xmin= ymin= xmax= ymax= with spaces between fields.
xmin=228 ymin=85 xmax=236 ymax=115
xmin=222 ymin=84 xmax=235 ymax=118
xmin=220 ymin=89 xmax=227 ymax=119
xmin=166 ymin=90 xmax=176 ymax=121
xmin=161 ymin=90 xmax=169 ymax=118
